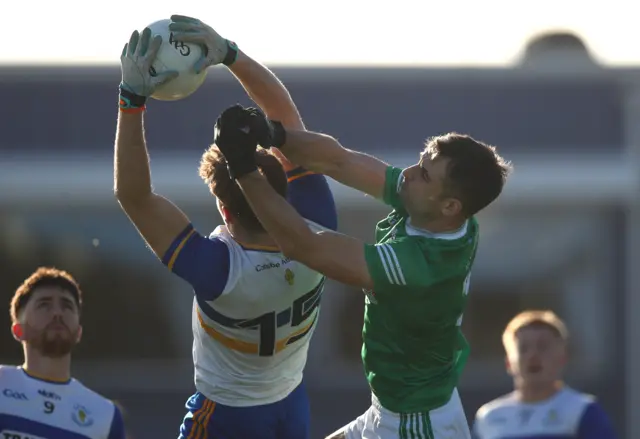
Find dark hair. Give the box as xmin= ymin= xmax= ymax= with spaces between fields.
xmin=10 ymin=267 xmax=83 ymax=323
xmin=199 ymin=146 xmax=288 ymax=232
xmin=425 ymin=133 xmax=511 ymax=216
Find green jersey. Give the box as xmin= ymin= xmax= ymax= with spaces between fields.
xmin=361 ymin=166 xmax=478 ymax=413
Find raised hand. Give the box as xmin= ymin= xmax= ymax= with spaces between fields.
xmin=120 ymin=28 xmax=178 ymax=100
xmin=214 ymin=105 xmax=260 ymax=179
xmin=244 ymin=107 xmax=287 ymax=149
xmin=169 ymin=14 xmax=238 ymax=74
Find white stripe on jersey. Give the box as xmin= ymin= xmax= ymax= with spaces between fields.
xmin=376 ymin=245 xmax=396 ymax=284
xmin=377 ymin=244 xmax=406 ymax=285
xmin=396 ymin=173 xmax=404 ymax=194
xmin=386 ymin=245 xmax=406 ymax=285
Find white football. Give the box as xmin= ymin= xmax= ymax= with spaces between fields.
xmin=145 ymin=18 xmax=208 ymax=101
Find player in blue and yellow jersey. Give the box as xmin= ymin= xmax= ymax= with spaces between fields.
xmin=1 ymin=267 xmax=125 ymax=439
xmin=114 ymin=17 xmax=337 ymax=439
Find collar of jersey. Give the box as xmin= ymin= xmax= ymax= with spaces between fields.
xmin=233 ymin=238 xmax=281 ymax=253
xmin=405 ymin=219 xmax=468 ymax=240
xmin=21 ymin=367 xmax=72 ymax=385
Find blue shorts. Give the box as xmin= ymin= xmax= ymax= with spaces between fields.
xmin=178 ymin=381 xmax=310 ymax=439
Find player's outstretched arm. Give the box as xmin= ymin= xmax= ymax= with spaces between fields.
xmin=115 ymin=28 xmax=191 ymax=259
xmin=168 ymin=15 xmax=385 ymax=197
xmin=115 ymin=111 xmax=192 ymax=259
xmin=273 ymin=128 xmax=389 ymax=200
xmin=238 ymin=170 xmax=374 ymax=289
xmin=228 ymin=51 xmax=304 ymax=130
xmin=239 ymin=169 xmax=430 ymax=291
xmin=168 ymin=15 xmax=304 ymax=132
xmin=169 ymin=15 xmax=303 ymax=174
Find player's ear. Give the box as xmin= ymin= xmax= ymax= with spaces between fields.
xmin=219 ymin=205 xmax=233 ymax=224
xmin=216 ymin=199 xmax=232 ymax=223
xmin=11 ymin=323 xmax=24 ymax=342
xmin=441 ymin=197 xmax=462 ymax=218
xmin=504 ymin=355 xmax=514 ymax=375
xmin=75 ymin=325 xmax=83 ymax=343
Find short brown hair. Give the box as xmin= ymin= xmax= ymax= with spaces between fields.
xmin=502 ymin=310 xmax=568 ymax=351
xmin=424 ymin=133 xmax=512 ymax=216
xmin=199 ymin=146 xmax=288 ymax=232
xmin=10 ymin=267 xmax=83 ymax=323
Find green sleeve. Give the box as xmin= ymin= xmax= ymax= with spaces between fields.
xmin=382 ymin=166 xmax=405 ymax=211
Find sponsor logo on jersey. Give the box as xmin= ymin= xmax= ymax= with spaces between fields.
xmin=255 ymin=257 xmax=292 ymax=272
xmin=255 ymin=262 xmax=281 ymax=272
xmin=543 ymin=409 xmax=561 ymax=426
xmin=1 ymin=430 xmax=47 ymax=439
xmin=71 ymin=404 xmax=94 ymax=427
xmin=37 ymin=389 xmax=61 ymax=401
xmin=2 ymin=388 xmax=28 ymax=401
xmin=284 ymin=269 xmax=295 ymax=285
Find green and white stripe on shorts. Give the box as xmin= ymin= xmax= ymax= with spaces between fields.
xmin=399 ymin=412 xmax=435 ymax=439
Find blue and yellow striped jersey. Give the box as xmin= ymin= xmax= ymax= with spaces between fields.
xmin=161 ymin=168 xmax=337 ymax=406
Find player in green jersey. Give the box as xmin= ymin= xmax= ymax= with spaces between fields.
xmin=211 ymin=104 xmax=511 ymax=439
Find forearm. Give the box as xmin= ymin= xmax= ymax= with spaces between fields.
xmin=114 ymin=111 xmax=153 ymax=202
xmin=237 ymin=171 xmax=314 ymax=257
xmin=278 ymin=130 xmax=388 ymax=199
xmin=277 ymin=130 xmax=346 ymax=174
xmin=229 ymin=51 xmax=303 ymax=129
xmin=238 ymin=170 xmax=373 ymax=289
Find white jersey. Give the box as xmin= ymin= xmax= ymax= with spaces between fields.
xmin=0 ymin=365 xmax=124 ymax=439
xmin=192 ymin=224 xmax=326 ymax=406
xmin=473 ymin=387 xmax=616 ymax=439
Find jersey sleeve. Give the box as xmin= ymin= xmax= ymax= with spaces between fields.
xmin=382 ymin=166 xmax=405 ymax=211
xmin=286 ymin=167 xmax=338 ymax=231
xmin=577 ymin=402 xmax=618 ymax=439
xmin=161 ymin=224 xmax=230 ymax=301
xmin=107 ymin=404 xmax=126 ymax=439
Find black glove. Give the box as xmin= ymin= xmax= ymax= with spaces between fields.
xmin=244 ymin=107 xmax=287 ymax=149
xmin=213 ymin=104 xmax=259 ymax=179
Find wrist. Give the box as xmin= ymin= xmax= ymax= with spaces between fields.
xmin=119 ymin=85 xmax=147 ymax=111
xmin=268 ymin=120 xmax=287 ymax=148
xmin=222 ymin=40 xmax=239 ymax=66
xmin=236 ymin=168 xmax=262 ymax=182
xmin=227 ymin=156 xmax=257 ymax=180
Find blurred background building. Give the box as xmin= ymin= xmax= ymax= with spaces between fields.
xmin=1 ymin=31 xmax=638 ymax=438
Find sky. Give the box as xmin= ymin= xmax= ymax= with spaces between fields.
xmin=3 ymin=0 xmax=637 ymax=66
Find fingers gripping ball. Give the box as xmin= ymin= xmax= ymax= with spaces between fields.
xmin=146 ymin=19 xmax=207 ymax=101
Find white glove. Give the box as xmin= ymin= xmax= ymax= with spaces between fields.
xmin=120 ymin=28 xmax=178 ymax=99
xmin=169 ymin=15 xmax=238 ymax=74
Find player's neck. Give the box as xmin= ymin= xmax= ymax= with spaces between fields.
xmin=23 ymin=348 xmax=72 ymax=383
xmin=227 ymin=224 xmax=277 ymax=248
xmin=515 ymin=380 xmax=563 ymax=403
